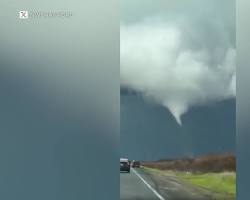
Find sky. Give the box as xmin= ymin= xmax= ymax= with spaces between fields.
xmin=120 ymin=0 xmax=236 ymax=160
xmin=121 ymin=93 xmax=235 ymax=161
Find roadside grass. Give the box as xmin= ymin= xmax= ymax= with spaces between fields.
xmin=176 ymin=171 xmax=236 ymax=198
xmin=142 ymin=166 xmax=236 ymax=199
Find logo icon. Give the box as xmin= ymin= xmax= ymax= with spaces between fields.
xmin=19 ymin=11 xmax=28 ymax=19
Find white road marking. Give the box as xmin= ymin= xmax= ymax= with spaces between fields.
xmin=131 ymin=168 xmax=167 ymax=200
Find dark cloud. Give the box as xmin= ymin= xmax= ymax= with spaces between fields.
xmin=121 ymin=95 xmax=235 ymax=160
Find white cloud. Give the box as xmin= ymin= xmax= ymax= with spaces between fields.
xmin=120 ymin=20 xmax=236 ymax=125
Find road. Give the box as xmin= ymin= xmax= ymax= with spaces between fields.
xmin=120 ymin=168 xmax=166 ymax=200
xmin=120 ymin=168 xmax=214 ymax=200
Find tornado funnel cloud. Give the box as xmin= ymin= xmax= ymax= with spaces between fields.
xmin=120 ymin=17 xmax=236 ymax=125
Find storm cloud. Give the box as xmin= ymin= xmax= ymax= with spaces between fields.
xmin=120 ymin=1 xmax=235 ymax=125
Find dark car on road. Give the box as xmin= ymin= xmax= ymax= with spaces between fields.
xmin=131 ymin=160 xmax=140 ymax=168
xmin=120 ymin=158 xmax=130 ymax=173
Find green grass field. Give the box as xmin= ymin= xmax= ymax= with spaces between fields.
xmin=143 ymin=167 xmax=236 ymax=199
xmin=176 ymin=171 xmax=236 ymax=198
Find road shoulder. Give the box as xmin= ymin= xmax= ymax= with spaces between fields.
xmin=139 ymin=167 xmax=217 ymax=200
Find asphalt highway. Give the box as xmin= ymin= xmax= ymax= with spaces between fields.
xmin=120 ymin=168 xmax=214 ymax=200
xmin=120 ymin=168 xmax=166 ymax=200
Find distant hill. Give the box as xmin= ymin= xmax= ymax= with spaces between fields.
xmin=142 ymin=153 xmax=236 ymax=173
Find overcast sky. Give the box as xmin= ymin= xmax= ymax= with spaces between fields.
xmin=120 ymin=0 xmax=235 ymax=160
